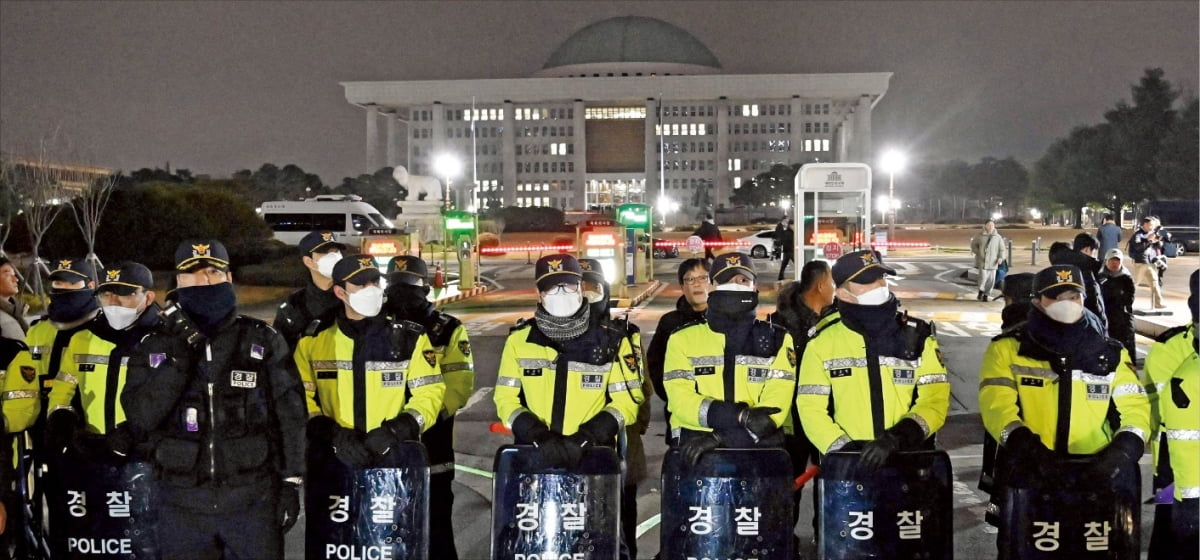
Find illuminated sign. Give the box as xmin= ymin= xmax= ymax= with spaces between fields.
xmin=443 ymin=211 xmax=475 ymax=232
xmin=616 ymin=204 xmax=650 ymax=228
xmin=365 ymin=240 xmax=401 ymax=256
xmin=583 ymin=233 xmax=617 ymax=247
xmin=808 ymin=232 xmax=841 ymax=245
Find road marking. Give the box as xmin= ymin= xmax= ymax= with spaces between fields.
xmin=636 ymin=513 xmax=662 ymax=538
xmin=454 ymin=464 xmax=493 ymax=479
xmin=462 ymin=387 xmax=493 ymax=414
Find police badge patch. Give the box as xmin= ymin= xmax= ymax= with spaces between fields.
xmin=623 ymin=353 xmax=639 ymax=374
xmin=250 ymin=344 xmax=264 ymax=360
xmin=787 ymin=347 xmax=797 ymax=368
xmin=381 ymin=372 xmax=404 ymax=388
xmin=423 ymin=349 xmax=437 ymax=367
xmin=231 ymin=370 xmax=257 ymax=389
xmin=892 ymin=369 xmax=915 ymax=385
xmin=149 ymin=353 xmax=167 ymax=368
xmin=458 ymin=340 xmax=471 ymax=357
xmin=1085 ymin=383 xmax=1110 ymax=401
xmin=20 ymin=366 xmax=35 ymax=383
xmin=580 ymin=374 xmax=603 ymax=390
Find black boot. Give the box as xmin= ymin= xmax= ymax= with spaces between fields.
xmin=978 ymin=291 xmax=987 ymax=301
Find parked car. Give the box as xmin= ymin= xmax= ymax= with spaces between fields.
xmin=640 ymin=234 xmax=680 ymax=258
xmin=738 ymin=230 xmax=778 ymax=259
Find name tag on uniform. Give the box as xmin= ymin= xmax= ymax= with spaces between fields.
xmin=380 ymin=371 xmax=404 ymax=388
xmin=694 ymin=366 xmax=716 ymax=376
xmin=230 ymin=370 xmax=257 ymax=389
xmin=78 ymin=363 xmax=96 ymax=373
xmin=317 ymin=370 xmax=337 ymax=380
xmin=830 ymin=368 xmax=852 ymax=379
xmin=893 ymin=369 xmax=915 ymax=384
xmin=523 ymin=368 xmax=543 ymax=377
xmin=1086 ymin=384 xmax=1110 ymax=400
xmin=580 ymin=374 xmax=603 ymax=390
xmin=1020 ymin=377 xmax=1044 ymax=387
xmin=747 ymin=367 xmax=767 ymax=382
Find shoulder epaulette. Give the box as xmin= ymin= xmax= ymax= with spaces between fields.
xmin=1155 ymin=324 xmax=1191 ymax=344
xmin=992 ymin=323 xmax=1025 ymax=342
xmin=809 ymin=316 xmax=842 ymax=340
xmin=510 ymin=317 xmax=532 ymax=333
xmin=304 ymin=318 xmax=335 ymax=337
xmin=393 ymin=319 xmax=425 ymax=335
xmin=670 ymin=318 xmax=707 ymax=336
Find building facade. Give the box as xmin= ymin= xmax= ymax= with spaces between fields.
xmin=342 ymin=16 xmax=890 ymax=218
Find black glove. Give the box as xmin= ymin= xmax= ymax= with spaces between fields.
xmin=860 ymin=419 xmax=925 ymax=472
xmin=740 ymin=406 xmax=782 ymax=440
xmin=279 ymin=482 xmax=301 ymax=534
xmin=331 ymin=427 xmax=371 ymax=469
xmin=45 ymin=410 xmax=79 ymax=454
xmin=1005 ymin=427 xmax=1061 ymax=483
xmin=160 ymin=303 xmax=206 ymax=346
xmin=680 ymin=432 xmax=723 ymax=466
xmin=306 ymin=416 xmax=336 ymax=444
xmin=106 ymin=423 xmax=136 ymax=458
xmin=1092 ymin=432 xmax=1145 ymax=481
xmin=365 ymin=414 xmax=419 ymax=456
xmin=533 ymin=431 xmax=583 ymax=469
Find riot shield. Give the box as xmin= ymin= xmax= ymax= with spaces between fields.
xmin=306 ymin=441 xmax=431 ymax=560
xmin=491 ymin=444 xmax=622 ymax=560
xmin=44 ymin=449 xmax=158 ymax=559
xmin=818 ymin=450 xmax=953 ymax=560
xmin=998 ymin=456 xmax=1140 ymax=559
xmin=660 ymin=448 xmax=794 ymax=560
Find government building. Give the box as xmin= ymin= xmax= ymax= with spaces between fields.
xmin=342 ymin=16 xmax=890 ymax=220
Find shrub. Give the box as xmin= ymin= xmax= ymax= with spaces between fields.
xmin=498 ymin=206 xmax=570 ymax=233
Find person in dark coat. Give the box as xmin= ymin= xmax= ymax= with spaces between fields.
xmin=776 ymin=218 xmax=796 ymax=281
xmin=1048 ymin=234 xmax=1107 ymax=331
xmin=1098 ymin=248 xmax=1137 ymax=359
xmin=693 ymin=215 xmax=723 ymax=262
xmin=646 ymin=259 xmax=711 ymax=445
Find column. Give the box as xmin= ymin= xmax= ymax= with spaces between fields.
xmin=501 ymin=100 xmax=517 ymax=206
xmin=790 ymin=96 xmax=804 ymax=167
xmin=365 ymin=105 xmax=379 ymax=171
xmin=573 ymin=99 xmax=587 ymax=209
xmin=849 ymin=95 xmax=873 ymax=164
xmin=386 ymin=113 xmax=399 ymax=167
xmin=643 ymin=99 xmax=659 ymax=211
xmin=714 ymin=98 xmax=730 ymax=212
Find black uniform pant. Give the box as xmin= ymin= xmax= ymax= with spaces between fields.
xmin=1150 ymin=499 xmax=1199 ymax=560
xmin=422 ymin=416 xmax=459 ymax=560
xmin=778 ymin=252 xmax=794 ymax=280
xmin=158 ymin=482 xmax=280 ymax=560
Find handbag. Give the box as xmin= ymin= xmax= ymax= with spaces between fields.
xmin=996 ymin=260 xmax=1010 ymax=283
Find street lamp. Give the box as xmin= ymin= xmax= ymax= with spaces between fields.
xmin=879 ymin=149 xmax=907 ymax=244
xmin=432 ymin=153 xmax=461 ymax=211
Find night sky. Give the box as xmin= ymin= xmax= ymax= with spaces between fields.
xmin=1 ymin=1 xmax=1196 ymax=185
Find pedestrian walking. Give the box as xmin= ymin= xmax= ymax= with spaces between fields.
xmin=1130 ymin=217 xmax=1167 ymax=309
xmin=970 ymin=219 xmax=1005 ymax=301
xmin=1096 ymin=213 xmax=1122 ymax=256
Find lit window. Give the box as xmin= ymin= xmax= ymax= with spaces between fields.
xmin=805 ymin=140 xmax=813 ymax=152
xmin=822 ymin=139 xmax=830 ymax=151
xmin=734 ymin=177 xmax=742 ymax=189
xmin=751 ymin=105 xmax=759 ymax=117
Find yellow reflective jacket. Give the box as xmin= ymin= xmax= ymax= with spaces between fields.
xmin=2 ymin=344 xmax=39 ymax=434
xmin=25 ymin=316 xmax=96 ymax=402
xmin=295 ymin=315 xmax=445 ymax=433
xmin=979 ymin=332 xmax=1150 ymax=454
xmin=494 ymin=319 xmax=643 ymax=437
xmin=46 ymin=310 xmax=161 ymax=434
xmin=662 ymin=321 xmax=793 ymax=437
xmin=796 ymin=312 xmax=949 ymax=454
xmin=427 ymin=318 xmax=474 ymax=416
xmin=1145 ymin=323 xmax=1198 ymax=500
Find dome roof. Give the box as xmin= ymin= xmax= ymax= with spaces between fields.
xmin=541 ymin=16 xmax=721 ymax=72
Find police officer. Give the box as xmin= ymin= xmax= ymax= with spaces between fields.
xmin=382 ymin=255 xmax=470 ymax=559
xmin=121 ymin=240 xmax=307 ymax=558
xmin=1146 ymin=269 xmax=1199 ymax=558
xmin=45 ymin=262 xmax=160 ymax=457
xmin=978 ymin=264 xmax=1151 ymax=549
xmin=26 ymin=258 xmax=101 ymax=408
xmin=274 ymin=230 xmax=346 ymax=351
xmin=796 ymin=250 xmax=949 ymax=469
xmin=1 ymin=333 xmax=32 ymax=546
xmin=580 ymin=257 xmax=649 ymax=559
xmin=663 ymin=252 xmax=794 ymax=465
xmin=493 ymin=254 xmax=642 ymax=468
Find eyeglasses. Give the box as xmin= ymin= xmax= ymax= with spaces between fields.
xmin=681 ymin=275 xmax=710 ymax=286
xmin=544 ymin=283 xmax=581 ymax=295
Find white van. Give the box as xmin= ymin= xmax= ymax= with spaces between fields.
xmin=259 ymin=194 xmax=396 ymax=246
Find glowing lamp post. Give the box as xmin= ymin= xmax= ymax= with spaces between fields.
xmin=432 ymin=153 xmax=461 ymax=211
xmin=879 ymin=150 xmax=907 ymax=244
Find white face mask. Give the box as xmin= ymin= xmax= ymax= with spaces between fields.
xmin=853 ymin=286 xmax=891 ymax=306
xmin=348 ymin=285 xmax=384 ymax=317
xmin=584 ymin=290 xmax=605 ymax=304
xmin=1044 ymin=300 xmax=1084 ymax=324
xmin=716 ymin=282 xmax=755 ymax=292
xmin=542 ymin=292 xmax=583 ymax=317
xmin=102 ymin=301 xmax=142 ymax=330
xmin=316 ymin=252 xmax=342 ymax=279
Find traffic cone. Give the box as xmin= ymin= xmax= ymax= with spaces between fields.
xmin=433 ymin=263 xmax=445 ymax=290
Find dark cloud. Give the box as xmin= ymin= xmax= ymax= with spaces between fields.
xmin=2 ymin=1 xmax=1195 ymax=184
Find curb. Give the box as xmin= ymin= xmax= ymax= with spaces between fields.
xmin=893 ymin=290 xmax=978 ymax=301
xmin=627 ymin=280 xmax=664 ymax=308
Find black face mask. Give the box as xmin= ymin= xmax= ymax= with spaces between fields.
xmin=175 ymin=283 xmax=237 ymax=331
xmin=385 ymin=283 xmax=432 ymax=317
xmin=706 ymin=290 xmax=758 ymax=327
xmin=47 ymin=289 xmax=99 ymax=323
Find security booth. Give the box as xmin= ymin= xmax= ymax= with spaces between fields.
xmin=793 ymin=163 xmax=873 ymax=280
xmin=577 ymin=216 xmax=626 ymax=297
xmin=443 ymin=210 xmax=478 ymax=289
xmin=616 ymin=203 xmax=653 ymax=285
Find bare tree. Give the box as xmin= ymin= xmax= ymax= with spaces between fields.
xmin=70 ymin=170 xmax=118 ymax=270
xmin=0 ymin=155 xmax=18 ymax=258
xmin=7 ymin=134 xmax=74 ymax=298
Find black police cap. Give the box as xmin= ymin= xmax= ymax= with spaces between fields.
xmin=47 ymin=257 xmax=96 ymax=284
xmin=386 ymin=256 xmax=428 ymax=286
xmin=535 ymin=254 xmax=582 ymax=292
xmin=298 ymin=231 xmax=346 ymax=256
xmin=97 ymin=262 xmax=153 ymax=296
xmin=332 ymin=254 xmax=381 ymax=286
xmin=710 ymin=252 xmax=756 ymax=284
xmin=174 ymin=240 xmax=230 ymax=272
xmin=1034 ymin=264 xmax=1084 ymax=299
xmin=831 ymin=250 xmax=895 ymax=287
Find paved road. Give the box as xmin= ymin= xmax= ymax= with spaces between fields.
xmin=278 ymin=254 xmax=1167 ymax=559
